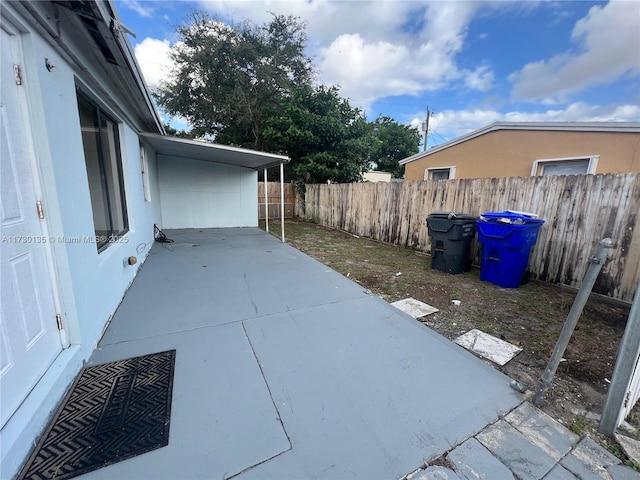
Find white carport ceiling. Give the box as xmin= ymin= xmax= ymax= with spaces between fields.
xmin=141 ymin=133 xmax=289 ymax=170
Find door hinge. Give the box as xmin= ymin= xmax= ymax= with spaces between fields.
xmin=56 ymin=314 xmax=63 ymax=330
xmin=14 ymin=65 xmax=23 ymax=85
xmin=36 ymin=200 xmax=44 ymax=219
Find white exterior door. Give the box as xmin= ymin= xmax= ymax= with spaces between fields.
xmin=1 ymin=24 xmax=63 ymax=428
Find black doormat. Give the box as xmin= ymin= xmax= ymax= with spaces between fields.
xmin=19 ymin=350 xmax=176 ymax=480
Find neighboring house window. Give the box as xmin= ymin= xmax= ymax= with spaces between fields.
xmin=531 ymin=156 xmax=599 ymax=177
xmin=77 ymin=91 xmax=128 ymax=251
xmin=424 ymin=166 xmax=456 ymax=181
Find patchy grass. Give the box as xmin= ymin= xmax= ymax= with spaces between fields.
xmin=264 ymin=219 xmax=639 ymax=438
xmin=601 ymin=438 xmax=640 ymax=472
xmin=569 ymin=414 xmax=589 ymax=436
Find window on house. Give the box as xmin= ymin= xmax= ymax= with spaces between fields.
xmin=424 ymin=166 xmax=456 ymax=181
xmin=531 ymin=156 xmax=599 ymax=177
xmin=77 ymin=91 xmax=128 ymax=251
xmin=140 ymin=143 xmax=151 ymax=202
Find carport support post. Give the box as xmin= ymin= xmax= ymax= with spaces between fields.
xmin=263 ymin=168 xmax=269 ymax=233
xmin=599 ymin=278 xmax=640 ymax=436
xmin=533 ymin=238 xmax=614 ymax=406
xmin=280 ymin=162 xmax=285 ymax=243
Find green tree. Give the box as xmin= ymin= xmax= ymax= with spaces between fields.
xmin=155 ymin=12 xmax=314 ymax=150
xmin=264 ymin=84 xmax=372 ymax=184
xmin=368 ymin=116 xmax=421 ymax=178
xmin=163 ymin=124 xmax=194 ymax=138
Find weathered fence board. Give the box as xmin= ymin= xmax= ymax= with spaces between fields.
xmin=302 ymin=174 xmax=640 ymax=302
xmin=258 ymin=182 xmax=296 ymax=219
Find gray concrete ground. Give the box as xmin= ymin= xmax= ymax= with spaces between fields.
xmin=80 ymin=228 xmax=637 ymax=479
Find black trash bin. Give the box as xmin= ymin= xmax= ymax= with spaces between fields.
xmin=426 ymin=212 xmax=478 ymax=274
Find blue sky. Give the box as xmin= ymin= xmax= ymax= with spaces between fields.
xmin=114 ymin=0 xmax=640 ymax=148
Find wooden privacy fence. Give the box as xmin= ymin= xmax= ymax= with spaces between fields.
xmin=303 ymin=173 xmax=640 ymax=303
xmin=258 ymin=182 xmax=296 ymax=219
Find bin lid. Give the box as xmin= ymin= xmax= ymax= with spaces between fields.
xmin=428 ymin=212 xmax=478 ymax=220
xmin=479 ymin=211 xmax=544 ymax=224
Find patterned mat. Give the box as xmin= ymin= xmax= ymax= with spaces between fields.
xmin=19 ymin=350 xmax=176 ymax=480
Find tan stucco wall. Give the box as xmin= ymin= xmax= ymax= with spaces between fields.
xmin=404 ymin=130 xmax=640 ymax=181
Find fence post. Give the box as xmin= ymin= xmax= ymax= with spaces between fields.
xmin=533 ymin=238 xmax=614 ymax=406
xmin=599 ymin=278 xmax=640 ymax=436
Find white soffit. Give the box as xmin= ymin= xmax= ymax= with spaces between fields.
xmin=141 ymin=133 xmax=290 ymax=170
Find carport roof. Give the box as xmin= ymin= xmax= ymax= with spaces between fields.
xmin=141 ymin=133 xmax=290 ymax=170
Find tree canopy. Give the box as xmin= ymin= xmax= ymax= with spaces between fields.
xmin=264 ymin=84 xmax=371 ymax=184
xmin=155 ymin=12 xmax=419 ymax=184
xmin=155 ymin=12 xmax=313 ymax=150
xmin=368 ymin=116 xmax=421 ymax=178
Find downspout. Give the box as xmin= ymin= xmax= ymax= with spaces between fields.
xmin=280 ymin=162 xmax=285 ymax=243
xmin=264 ymin=168 xmax=269 ymax=233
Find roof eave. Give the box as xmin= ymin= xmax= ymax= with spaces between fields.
xmin=140 ymin=133 xmax=290 ymax=170
xmin=102 ymin=0 xmax=164 ymax=134
xmin=399 ymin=121 xmax=640 ymax=165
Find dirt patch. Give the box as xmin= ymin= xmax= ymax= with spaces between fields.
xmin=265 ymin=219 xmax=639 ymax=454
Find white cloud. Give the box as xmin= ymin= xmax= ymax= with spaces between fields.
xmin=193 ymin=1 xmax=481 ymax=111
xmin=196 ymin=0 xmax=414 ymax=45
xmin=119 ymin=0 xmax=154 ymax=18
xmin=134 ymin=38 xmax=173 ymax=90
xmin=464 ymin=66 xmax=494 ymax=92
xmin=316 ymin=2 xmax=480 ymax=111
xmin=509 ymin=1 xmax=640 ymax=102
xmin=413 ymin=102 xmax=640 ymax=145
xmin=318 ymin=34 xmax=415 ymax=109
xmin=127 ymin=0 xmax=638 ymax=134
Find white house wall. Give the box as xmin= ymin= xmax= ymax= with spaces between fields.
xmin=0 ymin=6 xmax=161 ymax=476
xmin=30 ymin=34 xmax=159 ymax=352
xmin=159 ymin=156 xmax=259 ymax=228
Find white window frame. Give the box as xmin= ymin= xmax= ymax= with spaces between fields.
xmin=424 ymin=166 xmax=456 ymax=181
xmin=77 ymin=90 xmax=129 ymax=252
xmin=531 ymin=155 xmax=599 ymax=177
xmin=140 ymin=143 xmax=151 ymax=202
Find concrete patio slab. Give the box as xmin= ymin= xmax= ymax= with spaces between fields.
xmin=559 ymin=437 xmax=621 ymax=479
xmin=241 ymin=297 xmax=520 ymax=479
xmin=100 ymin=229 xmax=372 ymax=345
xmin=82 ymin=321 xmax=290 ymax=479
xmin=542 ymin=464 xmax=579 ymax=480
xmin=476 ymin=420 xmax=556 ymax=480
xmin=505 ymin=402 xmax=579 ymax=461
xmin=413 ymin=466 xmax=463 ymax=479
xmin=448 ymin=437 xmax=515 ymax=479
xmin=391 ymin=297 xmax=439 ymax=318
xmin=616 ymin=434 xmax=640 ymax=465
xmin=77 ymin=228 xmax=523 ymax=479
xmin=454 ymin=329 xmax=522 ymax=366
xmin=607 ymin=464 xmax=640 ymax=480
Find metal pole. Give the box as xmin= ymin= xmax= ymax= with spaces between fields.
xmin=422 ymin=107 xmax=430 ymax=152
xmin=263 ymin=168 xmax=269 ymax=233
xmin=534 ymin=238 xmax=614 ymax=406
xmin=599 ymin=278 xmax=640 ymax=436
xmin=280 ymin=162 xmax=285 ymax=243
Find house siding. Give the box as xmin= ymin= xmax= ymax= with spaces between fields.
xmin=404 ymin=130 xmax=640 ymax=181
xmin=158 ymin=156 xmax=259 ymax=228
xmin=1 ymin=4 xmax=160 ymax=476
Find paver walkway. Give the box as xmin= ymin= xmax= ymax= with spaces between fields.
xmin=405 ymin=401 xmax=638 ymax=479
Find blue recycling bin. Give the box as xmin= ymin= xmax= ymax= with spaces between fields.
xmin=476 ymin=211 xmax=545 ymax=288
